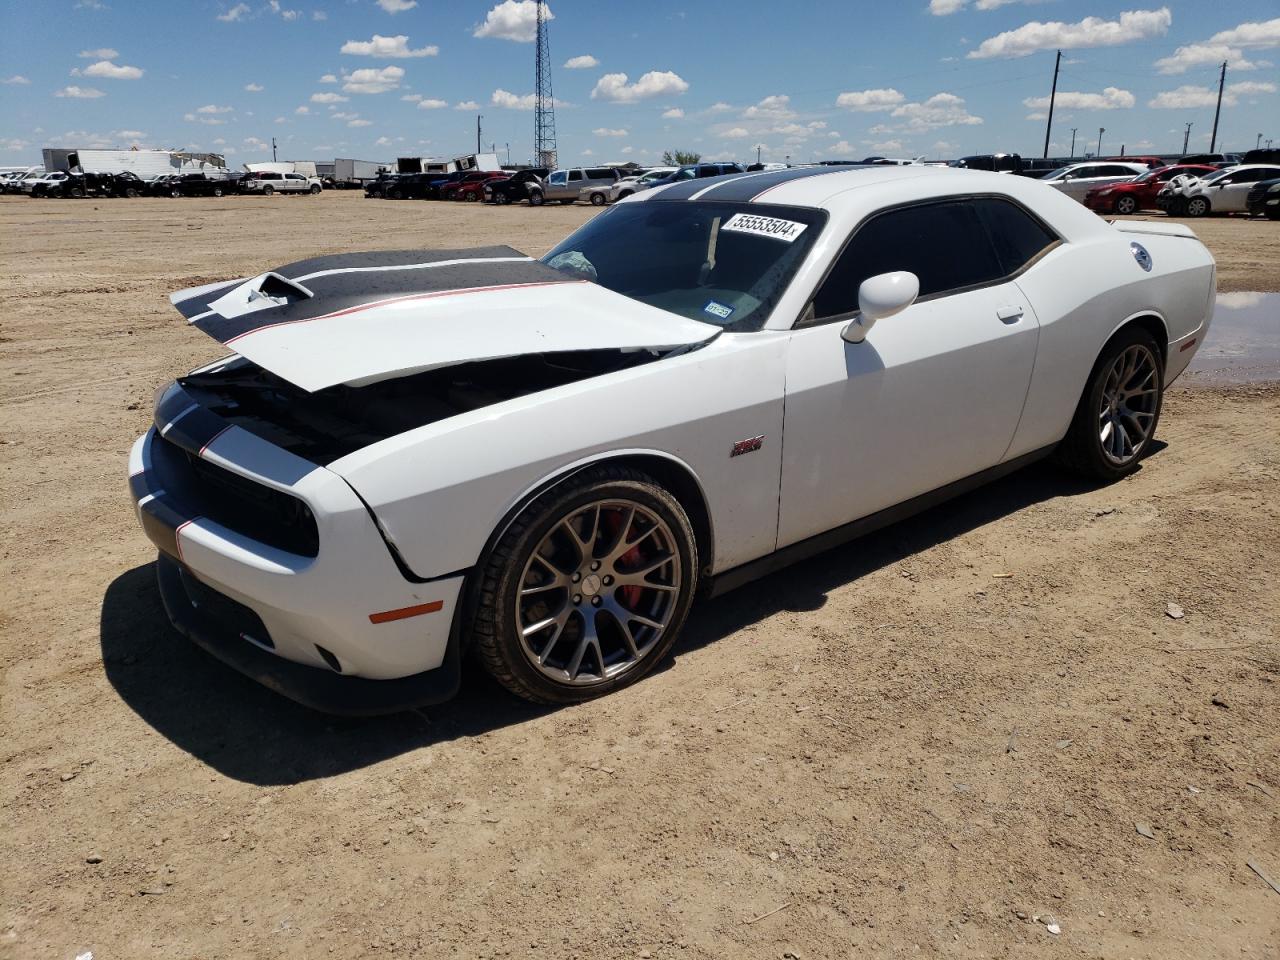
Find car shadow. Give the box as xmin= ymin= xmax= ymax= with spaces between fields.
xmin=100 ymin=450 xmax=1158 ymax=786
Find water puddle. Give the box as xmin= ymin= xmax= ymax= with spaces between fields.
xmin=1182 ymin=291 xmax=1280 ymax=386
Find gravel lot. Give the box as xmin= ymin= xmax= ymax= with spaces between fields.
xmin=2 ymin=192 xmax=1277 ymax=959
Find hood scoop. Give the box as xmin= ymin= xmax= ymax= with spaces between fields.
xmin=169 ymin=246 xmax=719 ymax=392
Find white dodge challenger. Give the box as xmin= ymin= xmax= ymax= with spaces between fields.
xmin=129 ymin=165 xmax=1215 ymax=712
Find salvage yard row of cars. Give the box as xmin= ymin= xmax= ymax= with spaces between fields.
xmin=132 ymin=163 xmax=1217 ymax=713
xmin=0 ymin=168 xmax=323 ymax=198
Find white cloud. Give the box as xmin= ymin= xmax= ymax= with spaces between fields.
xmin=705 ymin=101 xmax=732 ymax=114
xmin=313 ymin=10 xmax=327 ymax=20
xmin=376 ymin=0 xmax=417 ymax=11
xmin=268 ymin=1 xmax=301 ymax=20
xmin=295 ymin=105 xmax=311 ymax=114
xmin=82 ymin=60 xmax=143 ymax=80
xmin=375 ymin=136 xmax=394 ymax=146
xmin=564 ymin=54 xmax=598 ymax=69
xmin=870 ymin=139 xmax=905 ymax=154
xmin=723 ymin=127 xmax=750 ymax=138
xmin=491 ymin=88 xmax=536 ymax=110
xmin=341 ymin=34 xmax=438 ymax=58
xmin=890 ymin=92 xmax=983 ymax=130
xmin=320 ymin=73 xmax=337 ymax=83
xmin=55 ymin=85 xmax=105 ymax=98
xmin=473 ymin=0 xmax=549 ymax=42
xmin=196 ymin=104 xmax=233 ymax=114
xmin=591 ymin=70 xmax=688 ymax=103
xmin=114 ymin=128 xmax=146 ymax=138
xmin=836 ymin=87 xmax=905 ymax=111
xmin=78 ymin=47 xmax=118 ymax=59
xmin=1149 ymin=79 xmax=1275 ymax=108
xmin=1154 ymin=43 xmax=1264 ymax=74
xmin=742 ymin=94 xmax=793 ymax=119
xmin=244 ymin=82 xmax=264 ymax=92
xmin=826 ymin=140 xmax=857 ymax=155
xmin=311 ymin=91 xmax=349 ymax=103
xmin=2 ymin=75 xmax=30 ymax=85
xmin=581 ymin=148 xmax=594 ymax=156
xmin=929 ymin=0 xmax=965 ymax=14
xmin=401 ymin=93 xmax=422 ymax=101
xmin=217 ymin=3 xmax=251 ymax=22
xmin=184 ymin=113 xmax=226 ymax=125
xmin=347 ymin=118 xmax=372 ymax=127
xmin=455 ymin=99 xmax=480 ymax=110
xmin=593 ymin=127 xmax=627 ymax=137
xmin=968 ymin=8 xmax=1172 ymax=59
xmin=1023 ymin=86 xmax=1135 ymax=110
xmin=662 ymin=107 xmax=684 ymax=118
xmin=331 ymin=111 xmax=358 ymax=120
xmin=343 ymin=65 xmax=405 ymax=93
xmin=416 ymin=97 xmax=448 ymax=109
xmin=1210 ymin=18 xmax=1280 ymax=48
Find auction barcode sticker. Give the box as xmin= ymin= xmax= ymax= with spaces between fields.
xmin=720 ymin=213 xmax=808 ymax=243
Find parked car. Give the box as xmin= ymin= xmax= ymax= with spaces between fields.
xmin=484 ymin=168 xmax=548 ymax=205
xmin=607 ymin=166 xmax=677 ymax=202
xmin=38 ymin=171 xmax=140 ymax=198
xmin=1083 ymin=164 xmax=1218 ymax=215
xmin=446 ymin=171 xmax=509 ymax=202
xmin=241 ymin=171 xmax=321 ymax=195
xmin=1 ymin=167 xmax=43 ymax=194
xmin=1038 ymin=162 xmax=1148 ymax=202
xmin=134 ymin=165 xmax=1213 ymax=713
xmin=1246 ymin=177 xmax=1280 ymax=220
xmin=420 ymin=171 xmax=469 ymax=200
xmin=530 ymin=166 xmax=627 ymax=205
xmin=165 ymin=173 xmax=237 ymax=198
xmin=645 ymin=162 xmax=747 ymax=191
xmin=1156 ymin=171 xmax=1207 ymax=215
xmin=363 ymin=173 xmax=401 ymax=199
xmin=1181 ymin=164 xmax=1280 ymax=217
xmin=1101 ymin=156 xmax=1164 ymax=169
xmin=25 ymin=171 xmax=73 ymax=197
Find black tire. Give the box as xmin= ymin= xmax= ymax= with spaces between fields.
xmin=70 ymin=187 xmax=85 ymax=199
xmin=1185 ymin=196 xmax=1209 ymax=217
xmin=1266 ymin=208 xmax=1280 ymax=221
xmin=310 ymin=184 xmax=321 ymax=194
xmin=528 ymin=190 xmax=544 ymax=206
xmin=589 ymin=191 xmax=606 ymax=206
xmin=470 ymin=465 xmax=699 ymax=705
xmin=1115 ymin=195 xmax=1137 ymax=215
xmin=262 ymin=185 xmax=274 ymax=196
xmin=465 ymin=191 xmax=478 ymax=201
xmin=617 ymin=189 xmax=633 ymax=200
xmin=124 ymin=188 xmax=139 ymax=198
xmin=494 ymin=191 xmax=510 ymax=205
xmin=387 ymin=188 xmax=401 ymax=200
xmin=1056 ymin=325 xmax=1164 ymax=482
xmin=212 ymin=187 xmax=224 ymax=198
xmin=170 ymin=188 xmax=182 ymax=199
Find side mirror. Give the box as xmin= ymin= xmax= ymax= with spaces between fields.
xmin=842 ymin=271 xmax=919 ymax=343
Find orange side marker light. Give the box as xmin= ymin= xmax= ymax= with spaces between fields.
xmin=368 ymin=601 xmax=444 ymax=624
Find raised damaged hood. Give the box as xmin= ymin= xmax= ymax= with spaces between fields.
xmin=170 ymin=245 xmax=719 ymax=392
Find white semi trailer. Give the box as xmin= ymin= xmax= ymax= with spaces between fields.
xmin=332 ymin=158 xmax=389 ymax=187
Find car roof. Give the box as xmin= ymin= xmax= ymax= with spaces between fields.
xmin=644 ymin=163 xmax=955 ymax=207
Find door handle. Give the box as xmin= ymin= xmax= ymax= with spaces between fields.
xmin=997 ymin=305 xmax=1024 ymax=323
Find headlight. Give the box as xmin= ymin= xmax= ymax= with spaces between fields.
xmin=1098 ymin=188 xmax=1113 ymax=196
xmin=1269 ymin=183 xmax=1280 ymax=194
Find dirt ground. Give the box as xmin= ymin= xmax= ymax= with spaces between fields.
xmin=1 ymin=192 xmax=1277 ymax=960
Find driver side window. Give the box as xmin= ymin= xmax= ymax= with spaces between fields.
xmin=808 ymin=200 xmax=1006 ymax=321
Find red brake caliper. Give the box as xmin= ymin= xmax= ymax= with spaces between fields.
xmin=603 ymin=508 xmax=645 ymax=609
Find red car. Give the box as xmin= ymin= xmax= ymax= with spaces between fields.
xmin=1084 ymin=164 xmax=1218 ymax=215
xmin=445 ymin=171 xmax=509 ymax=202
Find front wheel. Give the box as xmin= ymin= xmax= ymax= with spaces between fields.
xmin=1267 ymin=208 xmax=1280 ymax=221
xmin=262 ymin=185 xmax=274 ymax=196
xmin=1056 ymin=326 xmax=1163 ymax=482
xmin=212 ymin=187 xmax=223 ymax=197
xmin=310 ymin=184 xmax=321 ymax=194
xmin=494 ymin=192 xmax=510 ymax=205
xmin=465 ymin=191 xmax=478 ymax=201
xmin=470 ymin=466 xmax=699 ymax=704
xmin=528 ymin=191 xmax=544 ymax=206
xmin=1185 ymin=196 xmax=1209 ymax=217
xmin=170 ymin=188 xmax=181 ymax=199
xmin=589 ymin=192 xmax=606 ymax=206
xmin=1114 ymin=195 xmax=1137 ymax=215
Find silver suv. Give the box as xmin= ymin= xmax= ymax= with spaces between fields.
xmin=530 ymin=166 xmax=624 ymax=205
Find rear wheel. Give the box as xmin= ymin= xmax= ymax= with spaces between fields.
xmin=471 ymin=466 xmax=698 ymax=704
xmin=1115 ymin=195 xmax=1137 ymax=215
xmin=69 ymin=187 xmax=85 ymax=199
xmin=212 ymin=186 xmax=224 ymax=197
xmin=494 ymin=191 xmax=510 ymax=205
xmin=309 ymin=184 xmax=321 ymax=194
xmin=465 ymin=191 xmax=478 ymax=201
xmin=124 ymin=187 xmax=139 ymax=198
xmin=170 ymin=188 xmax=181 ymax=199
xmin=1185 ymin=196 xmax=1209 ymax=217
xmin=1056 ymin=326 xmax=1163 ymax=482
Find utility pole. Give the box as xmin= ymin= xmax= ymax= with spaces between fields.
xmin=1258 ymin=133 xmax=1263 ymax=149
xmin=1042 ymin=49 xmax=1061 ymax=159
xmin=476 ymin=114 xmax=482 ymax=155
xmin=505 ymin=142 xmax=510 ymax=165
xmin=1097 ymin=127 xmax=1105 ymax=156
xmin=756 ymin=145 xmax=762 ymax=164
xmin=1209 ymin=60 xmax=1226 ymax=152
xmin=1070 ymin=127 xmax=1077 ymax=157
xmin=1183 ymin=122 xmax=1193 ymax=154
xmin=271 ymin=137 xmax=277 ymax=162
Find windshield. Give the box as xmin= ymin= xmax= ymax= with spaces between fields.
xmin=541 ymin=201 xmax=826 ymax=332
xmin=1043 ymin=165 xmax=1081 ymax=180
xmin=1198 ymin=168 xmax=1231 ymax=184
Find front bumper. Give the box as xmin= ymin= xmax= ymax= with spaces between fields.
xmin=128 ymin=381 xmax=467 ymax=706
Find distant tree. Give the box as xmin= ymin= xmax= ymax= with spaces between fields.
xmin=662 ymin=149 xmax=701 ymax=165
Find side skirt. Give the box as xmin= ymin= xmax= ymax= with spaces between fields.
xmin=708 ymin=445 xmax=1057 ymax=597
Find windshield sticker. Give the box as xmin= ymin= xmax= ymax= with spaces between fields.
xmin=721 ymin=213 xmax=808 ymax=243
xmin=703 ymin=300 xmax=735 ymax=320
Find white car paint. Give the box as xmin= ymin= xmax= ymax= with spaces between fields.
xmin=1039 ymin=161 xmax=1148 ymax=202
xmin=1182 ymin=164 xmax=1280 ymax=215
xmin=608 ymin=167 xmax=677 ymax=202
xmin=129 ymin=165 xmax=1214 ymax=703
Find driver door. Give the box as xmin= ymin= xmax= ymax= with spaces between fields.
xmin=777 ymin=197 xmax=1051 ymax=548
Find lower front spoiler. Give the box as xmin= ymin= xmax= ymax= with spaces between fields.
xmin=156 ymin=554 xmax=462 ymax=716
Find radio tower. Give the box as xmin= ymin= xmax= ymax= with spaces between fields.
xmin=534 ymin=1 xmax=557 ymax=168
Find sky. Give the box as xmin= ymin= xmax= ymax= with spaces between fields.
xmin=1 ymin=0 xmax=1277 ymax=168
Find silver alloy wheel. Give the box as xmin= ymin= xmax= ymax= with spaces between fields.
xmin=1097 ymin=343 xmax=1159 ymax=465
xmin=1116 ymin=195 xmax=1136 ymax=215
xmin=517 ymin=499 xmax=681 ymax=686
